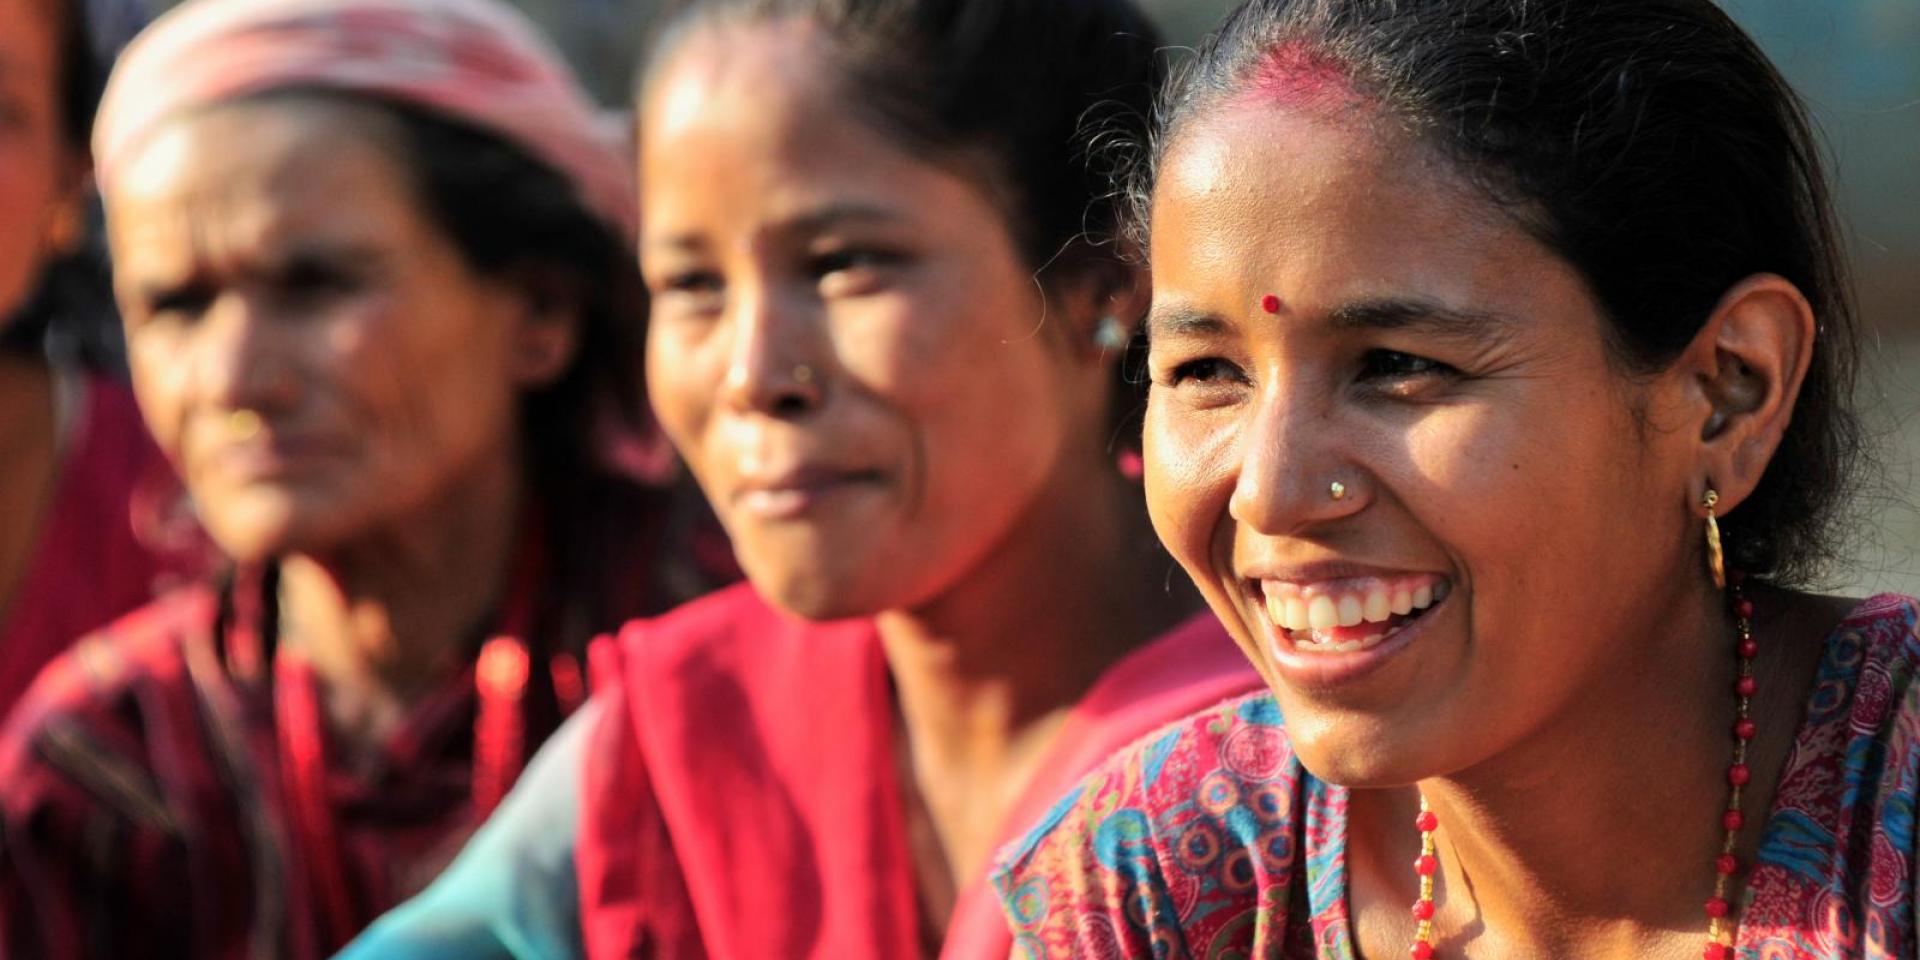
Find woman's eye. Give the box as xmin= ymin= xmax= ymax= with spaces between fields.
xmin=1165 ymin=357 xmax=1244 ymax=386
xmin=661 ymin=270 xmax=723 ymax=295
xmin=1360 ymin=349 xmax=1455 ymax=381
xmin=813 ymin=249 xmax=878 ymax=273
xmin=806 ymin=247 xmax=902 ymax=291
xmin=145 ymin=288 xmax=215 ymax=322
xmin=279 ymin=265 xmax=363 ymax=306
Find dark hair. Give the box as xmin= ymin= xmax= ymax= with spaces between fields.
xmin=1137 ymin=0 xmax=1862 ymax=586
xmin=52 ymin=0 xmax=102 ymax=147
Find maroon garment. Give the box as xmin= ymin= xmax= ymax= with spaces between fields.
xmin=0 ymin=467 xmax=718 ymax=960
xmin=575 ymin=583 xmax=1264 ymax=959
xmin=0 ymin=583 xmax=517 ymax=960
xmin=0 ymin=374 xmax=203 ymax=715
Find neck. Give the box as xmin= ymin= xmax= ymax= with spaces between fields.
xmin=276 ymin=454 xmax=524 ymax=746
xmin=879 ymin=454 xmax=1194 ymax=886
xmin=1357 ymin=585 xmax=1824 ymax=957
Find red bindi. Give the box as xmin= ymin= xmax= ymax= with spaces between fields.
xmin=1243 ymin=41 xmax=1356 ymax=109
xmin=1260 ymin=294 xmax=1282 ymax=314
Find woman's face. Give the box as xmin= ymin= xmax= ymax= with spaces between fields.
xmin=108 ymin=101 xmax=551 ymax=563
xmin=1143 ymin=98 xmax=1701 ymax=786
xmin=639 ymin=22 xmax=1097 ymax=619
xmin=0 ymin=0 xmax=84 ymax=318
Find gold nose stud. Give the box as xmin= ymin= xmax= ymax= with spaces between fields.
xmin=1329 ymin=481 xmax=1347 ymax=501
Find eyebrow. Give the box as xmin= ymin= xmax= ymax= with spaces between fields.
xmin=1326 ymin=297 xmax=1519 ymax=341
xmin=1145 ymin=304 xmax=1234 ymax=341
xmin=1146 ymin=296 xmax=1518 ymax=345
xmin=647 ymin=201 xmax=905 ymax=254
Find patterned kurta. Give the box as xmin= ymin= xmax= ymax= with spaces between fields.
xmin=992 ymin=594 xmax=1920 ymax=959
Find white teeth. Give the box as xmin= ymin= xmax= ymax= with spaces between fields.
xmin=1362 ymin=589 xmax=1392 ymax=624
xmin=1413 ymin=584 xmax=1434 ymax=609
xmin=1391 ymin=586 xmax=1414 ymax=616
xmin=1307 ymin=595 xmax=1338 ymax=630
xmin=1265 ymin=591 xmax=1285 ymax=628
xmin=1289 ymin=629 xmax=1391 ymax=655
xmin=1283 ymin=596 xmax=1308 ymax=632
xmin=1336 ymin=595 xmax=1364 ymax=627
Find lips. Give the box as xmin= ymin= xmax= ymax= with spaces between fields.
xmin=1257 ymin=573 xmax=1450 ymax=655
xmin=732 ymin=465 xmax=883 ymax=520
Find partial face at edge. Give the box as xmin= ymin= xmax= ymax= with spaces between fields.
xmin=638 ymin=21 xmax=1095 ymax=620
xmin=0 ymin=0 xmax=85 ymax=319
xmin=1141 ymin=97 xmax=1700 ymax=785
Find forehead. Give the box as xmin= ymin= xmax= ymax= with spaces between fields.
xmin=637 ymin=20 xmax=995 ymax=236
xmin=106 ymin=101 xmax=423 ymax=270
xmin=1150 ymin=100 xmax=1526 ymax=302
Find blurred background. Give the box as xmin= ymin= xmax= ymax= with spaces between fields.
xmin=143 ymin=0 xmax=1918 ymax=597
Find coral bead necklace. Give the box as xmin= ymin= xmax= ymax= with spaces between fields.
xmin=1406 ymin=573 xmax=1758 ymax=960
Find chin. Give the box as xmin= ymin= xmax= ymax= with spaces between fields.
xmin=744 ymin=562 xmax=883 ymax=623
xmin=198 ymin=493 xmax=359 ymax=564
xmin=1277 ymin=704 xmax=1441 ymax=789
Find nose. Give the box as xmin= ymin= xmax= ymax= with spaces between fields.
xmin=718 ymin=283 xmax=825 ymax=418
xmin=1227 ymin=377 xmax=1366 ymax=535
xmin=193 ymin=290 xmax=298 ymax=415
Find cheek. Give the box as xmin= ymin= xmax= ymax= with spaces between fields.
xmin=0 ymin=167 xmax=59 ymax=315
xmin=644 ymin=321 xmax=721 ymax=478
xmin=1143 ymin=393 xmax=1238 ymax=573
xmin=1392 ymin=387 xmax=1650 ymax=603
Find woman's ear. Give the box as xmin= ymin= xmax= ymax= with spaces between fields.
xmin=1683 ymin=273 xmax=1817 ymax=511
xmin=505 ymin=264 xmax=584 ymax=388
xmin=42 ymin=163 xmax=94 ymax=258
xmin=1055 ymin=251 xmax=1150 ymax=363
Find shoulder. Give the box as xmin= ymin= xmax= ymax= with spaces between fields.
xmin=1743 ymin=595 xmax=1920 ymax=953
xmin=992 ymin=692 xmax=1307 ymax=957
xmin=1812 ymin=594 xmax=1920 ymax=734
xmin=0 ymin=588 xmax=217 ymax=808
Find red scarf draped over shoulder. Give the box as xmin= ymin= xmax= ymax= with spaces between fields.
xmin=575 ymin=583 xmax=1262 ymax=959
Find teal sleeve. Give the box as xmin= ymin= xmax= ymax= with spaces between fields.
xmin=331 ymin=697 xmax=601 ymax=960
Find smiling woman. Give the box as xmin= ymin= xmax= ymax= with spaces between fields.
xmin=992 ymin=1 xmax=1916 ymax=959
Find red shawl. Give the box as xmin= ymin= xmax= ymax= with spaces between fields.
xmin=575 ymin=583 xmax=1262 ymax=958
xmin=0 ymin=584 xmax=535 ymax=960
xmin=0 ymin=374 xmax=204 ymax=715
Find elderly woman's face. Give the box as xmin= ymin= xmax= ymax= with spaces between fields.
xmin=0 ymin=0 xmax=83 ymax=317
xmin=107 ymin=101 xmax=539 ymax=562
xmin=1142 ymin=100 xmax=1698 ymax=786
xmin=638 ymin=23 xmax=1090 ymax=619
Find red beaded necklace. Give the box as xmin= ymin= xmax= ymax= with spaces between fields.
xmin=1406 ymin=572 xmax=1757 ymax=960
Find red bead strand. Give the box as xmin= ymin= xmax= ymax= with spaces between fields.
xmin=1406 ymin=573 xmax=1757 ymax=960
xmin=1705 ymin=576 xmax=1756 ymax=957
xmin=1409 ymin=795 xmax=1439 ymax=958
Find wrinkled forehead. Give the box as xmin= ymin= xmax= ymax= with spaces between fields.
xmin=106 ymin=99 xmax=418 ymax=275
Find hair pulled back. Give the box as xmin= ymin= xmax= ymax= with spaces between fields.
xmin=1139 ymin=0 xmax=1862 ymax=585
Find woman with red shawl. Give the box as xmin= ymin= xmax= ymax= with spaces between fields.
xmin=0 ymin=1 xmax=717 ymax=957
xmin=343 ymin=1 xmax=1263 ymax=957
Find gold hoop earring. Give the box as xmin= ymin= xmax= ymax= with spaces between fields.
xmin=1703 ymin=488 xmax=1726 ymax=589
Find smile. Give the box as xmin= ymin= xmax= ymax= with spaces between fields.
xmin=1258 ymin=574 xmax=1451 ymax=654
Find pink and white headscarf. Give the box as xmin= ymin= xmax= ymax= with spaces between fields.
xmin=93 ymin=0 xmax=636 ymax=242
